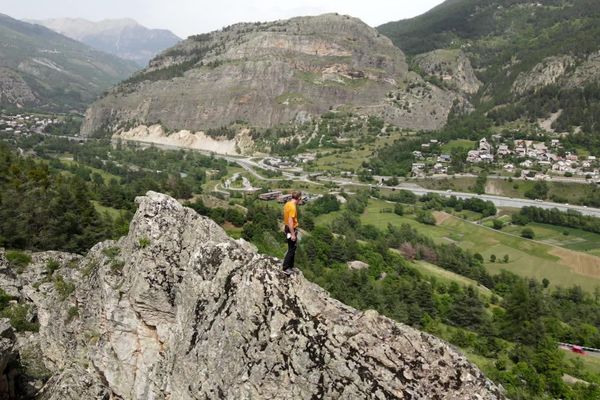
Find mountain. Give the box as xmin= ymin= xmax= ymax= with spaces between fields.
xmin=0 ymin=191 xmax=505 ymax=399
xmin=0 ymin=14 xmax=139 ymax=111
xmin=80 ymin=14 xmax=473 ymax=138
xmin=30 ymin=18 xmax=181 ymax=67
xmin=378 ymin=0 xmax=600 ymax=133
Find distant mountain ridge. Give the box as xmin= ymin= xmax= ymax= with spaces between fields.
xmin=0 ymin=13 xmax=139 ymax=111
xmin=81 ymin=13 xmax=473 ymax=138
xmin=31 ymin=18 xmax=181 ymax=67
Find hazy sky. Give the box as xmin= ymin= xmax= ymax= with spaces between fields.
xmin=4 ymin=0 xmax=445 ymax=38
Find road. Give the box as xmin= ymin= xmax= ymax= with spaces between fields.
xmin=317 ymin=177 xmax=600 ymax=218
xmin=107 ymin=137 xmax=600 ymax=217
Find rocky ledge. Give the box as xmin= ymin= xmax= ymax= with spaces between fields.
xmin=1 ymin=191 xmax=505 ymax=399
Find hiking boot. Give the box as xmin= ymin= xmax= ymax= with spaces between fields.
xmin=283 ymin=268 xmax=298 ymax=276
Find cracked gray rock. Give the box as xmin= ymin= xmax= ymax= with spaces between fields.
xmin=2 ymin=191 xmax=505 ymax=399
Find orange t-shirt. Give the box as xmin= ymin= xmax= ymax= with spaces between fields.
xmin=283 ymin=201 xmax=298 ymax=229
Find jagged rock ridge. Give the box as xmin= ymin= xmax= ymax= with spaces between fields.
xmin=1 ymin=191 xmax=504 ymax=399
xmin=81 ymin=14 xmax=468 ymax=137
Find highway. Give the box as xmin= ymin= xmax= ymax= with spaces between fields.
xmin=108 ymin=137 xmax=600 ymax=217
xmin=318 ymin=177 xmax=600 ymax=218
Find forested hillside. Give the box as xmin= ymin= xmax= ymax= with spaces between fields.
xmin=378 ymin=0 xmax=600 ymax=134
xmin=0 ymin=14 xmax=138 ymax=111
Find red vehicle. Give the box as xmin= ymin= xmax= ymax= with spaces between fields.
xmin=571 ymin=345 xmax=585 ymax=355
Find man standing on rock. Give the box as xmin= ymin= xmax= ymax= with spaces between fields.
xmin=283 ymin=191 xmax=302 ymax=275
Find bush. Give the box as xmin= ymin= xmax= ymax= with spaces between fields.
xmin=1 ymin=304 xmax=38 ymax=332
xmin=66 ymin=306 xmax=79 ymax=323
xmin=53 ymin=274 xmax=76 ymax=300
xmin=6 ymin=251 xmax=32 ymax=273
xmin=521 ymin=227 xmax=535 ymax=239
xmin=45 ymin=259 xmax=60 ymax=276
xmin=492 ymin=219 xmax=504 ymax=230
xmin=394 ymin=203 xmax=404 ymax=216
xmin=416 ymin=210 xmax=436 ymax=225
xmin=138 ymin=237 xmax=151 ymax=248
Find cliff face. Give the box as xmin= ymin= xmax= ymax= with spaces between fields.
xmin=1 ymin=191 xmax=504 ymax=399
xmin=81 ymin=14 xmax=467 ymax=137
xmin=413 ymin=49 xmax=482 ymax=95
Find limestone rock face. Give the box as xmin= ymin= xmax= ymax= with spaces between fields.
xmin=413 ymin=49 xmax=482 ymax=95
xmin=0 ymin=319 xmax=17 ymax=399
xmin=1 ymin=192 xmax=505 ymax=399
xmin=0 ymin=67 xmax=38 ymax=107
xmin=81 ymin=14 xmax=467 ymax=137
xmin=512 ymin=56 xmax=575 ymax=95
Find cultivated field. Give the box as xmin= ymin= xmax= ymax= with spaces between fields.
xmin=352 ymin=198 xmax=600 ymax=291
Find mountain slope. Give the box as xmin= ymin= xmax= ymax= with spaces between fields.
xmin=0 ymin=191 xmax=505 ymax=399
xmin=81 ymin=14 xmax=470 ymax=137
xmin=0 ymin=14 xmax=139 ymax=111
xmin=31 ymin=18 xmax=181 ymax=67
xmin=378 ymin=0 xmax=600 ymax=133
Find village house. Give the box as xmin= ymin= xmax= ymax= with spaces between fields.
xmin=533 ymin=143 xmax=548 ymax=153
xmin=566 ymin=153 xmax=579 ymax=162
xmin=497 ymin=144 xmax=511 ymax=157
xmin=295 ymin=153 xmax=316 ymax=163
xmin=412 ymin=150 xmax=423 ymax=159
xmin=520 ymin=160 xmax=534 ymax=168
xmin=479 ymin=138 xmax=492 ymax=153
xmin=433 ymin=163 xmax=447 ymax=174
xmin=480 ymin=153 xmax=494 ymax=163
xmin=467 ymin=150 xmax=480 ymax=163
xmin=437 ymin=154 xmax=451 ymax=163
xmin=411 ymin=163 xmax=426 ymax=177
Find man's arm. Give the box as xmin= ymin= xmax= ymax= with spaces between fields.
xmin=287 ymin=216 xmax=296 ymax=241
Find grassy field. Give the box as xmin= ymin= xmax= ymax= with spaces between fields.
xmin=441 ymin=139 xmax=476 ymax=153
xmin=353 ymin=198 xmax=600 ymax=291
xmin=91 ymin=201 xmax=123 ymax=219
xmin=313 ymin=148 xmax=371 ymax=172
xmin=563 ymin=351 xmax=600 ymax=376
xmin=59 ymin=157 xmax=121 ymax=183
xmin=411 ymin=260 xmax=494 ymax=297
xmin=485 ymin=179 xmax=591 ymax=203
xmin=416 ymin=176 xmax=592 ymax=205
xmin=312 ymin=132 xmax=406 ymax=173
xmin=503 ymin=223 xmax=600 ymax=257
xmin=415 ymin=177 xmax=477 ymax=192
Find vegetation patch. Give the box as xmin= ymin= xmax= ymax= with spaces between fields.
xmin=6 ymin=251 xmax=31 ymax=273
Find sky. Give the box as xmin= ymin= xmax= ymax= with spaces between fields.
xmin=3 ymin=0 xmax=445 ymax=38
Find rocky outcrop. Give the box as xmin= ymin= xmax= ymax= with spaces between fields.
xmin=512 ymin=56 xmax=575 ymax=95
xmin=0 ymin=319 xmax=17 ymax=399
xmin=114 ymin=124 xmax=255 ymax=155
xmin=0 ymin=68 xmax=38 ymax=107
xmin=566 ymin=50 xmax=600 ymax=88
xmin=81 ymin=14 xmax=467 ymax=138
xmin=511 ymin=52 xmax=600 ymax=95
xmin=413 ymin=49 xmax=482 ymax=95
xmin=0 ymin=191 xmax=505 ymax=399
